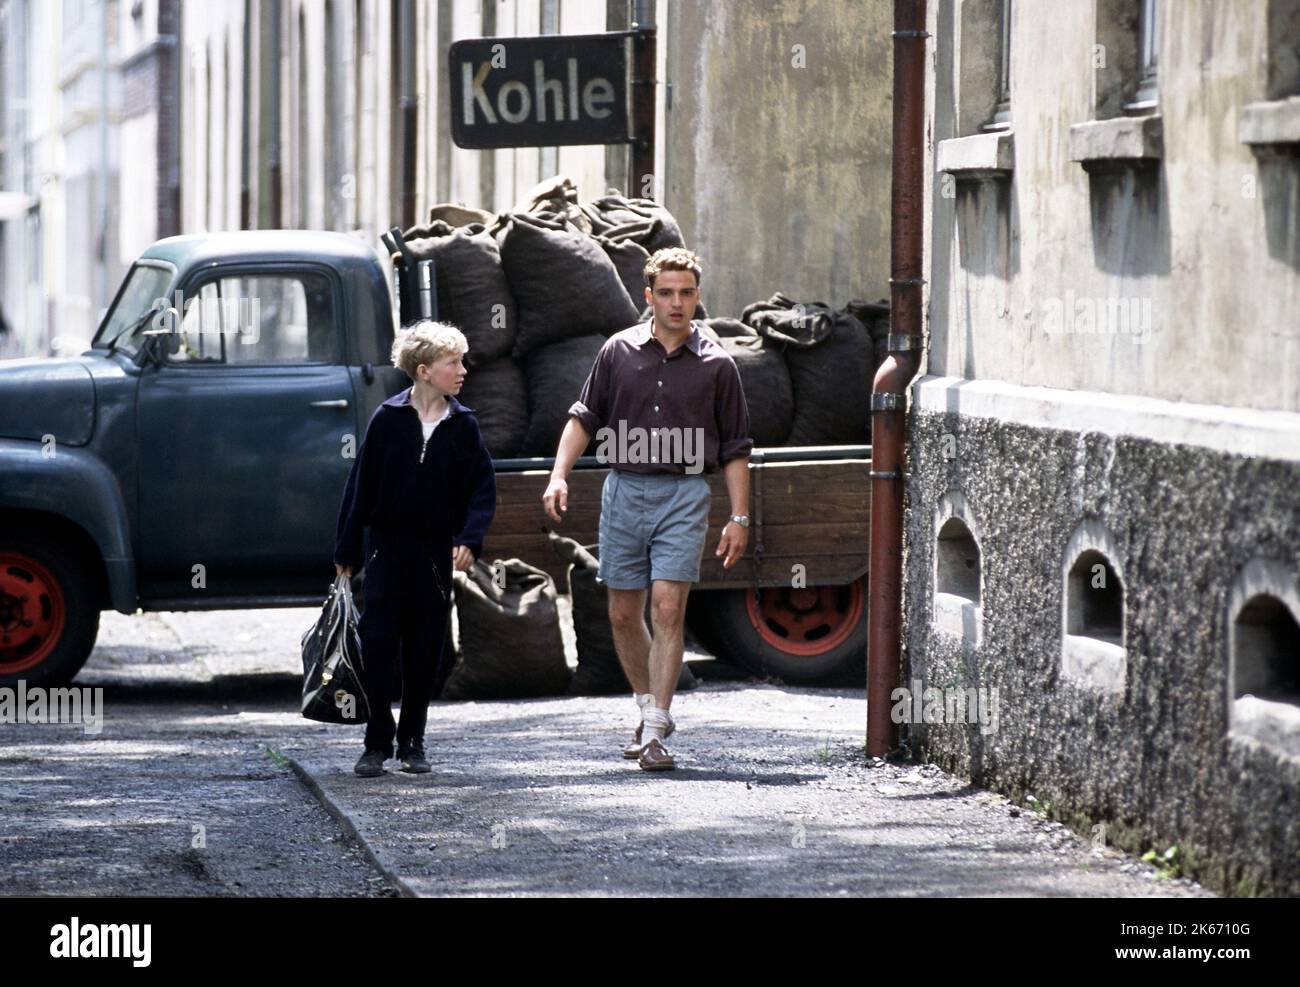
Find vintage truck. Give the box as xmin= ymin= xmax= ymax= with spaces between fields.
xmin=0 ymin=230 xmax=871 ymax=689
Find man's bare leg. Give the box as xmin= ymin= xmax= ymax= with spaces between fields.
xmin=607 ymin=588 xmax=651 ymax=695
xmin=648 ymin=579 xmax=691 ymax=710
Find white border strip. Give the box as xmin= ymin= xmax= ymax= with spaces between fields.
xmin=913 ymin=376 xmax=1300 ymax=463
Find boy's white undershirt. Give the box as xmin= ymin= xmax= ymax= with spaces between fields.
xmin=420 ymin=406 xmax=452 ymax=441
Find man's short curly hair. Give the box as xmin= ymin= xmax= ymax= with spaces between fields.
xmin=643 ymin=247 xmax=703 ymax=289
xmin=390 ymin=320 xmax=467 ymax=379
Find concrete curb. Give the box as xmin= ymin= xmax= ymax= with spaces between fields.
xmin=287 ymin=756 xmax=421 ymax=899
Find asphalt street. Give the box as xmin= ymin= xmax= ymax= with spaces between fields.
xmin=0 ymin=605 xmax=1213 ymax=898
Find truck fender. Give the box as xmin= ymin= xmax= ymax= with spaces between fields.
xmin=0 ymin=438 xmax=137 ymax=613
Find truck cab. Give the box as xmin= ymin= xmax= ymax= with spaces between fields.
xmin=0 ymin=231 xmax=405 ymax=685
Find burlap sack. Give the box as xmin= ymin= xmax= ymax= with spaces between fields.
xmin=458 ymin=357 xmax=528 ymax=459
xmin=498 ymin=212 xmax=639 ymax=358
xmin=521 ymin=334 xmax=606 ymax=457
xmin=442 ymin=559 xmax=571 ymax=700
xmin=400 ymin=220 xmax=517 ymax=366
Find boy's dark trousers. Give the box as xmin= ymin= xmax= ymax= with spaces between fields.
xmin=357 ymin=538 xmax=452 ymax=758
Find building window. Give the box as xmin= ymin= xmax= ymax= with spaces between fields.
xmin=983 ymin=0 xmax=1012 ymax=131
xmin=932 ymin=493 xmax=984 ymax=646
xmin=1060 ymin=520 xmax=1126 ymax=695
xmin=1126 ymin=0 xmax=1159 ymax=114
xmin=1265 ymin=0 xmax=1300 ymax=100
xmin=1067 ymin=550 xmax=1124 ymax=643
xmin=1227 ymin=560 xmax=1300 ymax=761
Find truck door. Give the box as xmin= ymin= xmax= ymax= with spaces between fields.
xmin=135 ymin=265 xmax=356 ymax=599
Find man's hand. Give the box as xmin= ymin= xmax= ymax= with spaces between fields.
xmin=542 ymin=476 xmax=569 ymax=524
xmin=334 ymin=563 xmax=352 ymax=579
xmin=452 ymin=545 xmax=474 ymax=573
xmin=715 ymin=521 xmax=748 ymax=569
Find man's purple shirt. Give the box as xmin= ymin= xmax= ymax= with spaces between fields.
xmin=568 ymin=321 xmax=753 ymax=474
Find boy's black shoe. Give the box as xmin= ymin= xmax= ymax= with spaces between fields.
xmin=354 ymin=749 xmax=388 ymax=777
xmin=398 ymin=742 xmax=430 ymax=774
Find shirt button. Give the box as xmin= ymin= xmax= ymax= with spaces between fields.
xmin=661 ymin=359 xmax=666 ymax=365
xmin=657 ymin=380 xmax=662 ymax=386
xmin=654 ymin=405 xmax=659 ymax=412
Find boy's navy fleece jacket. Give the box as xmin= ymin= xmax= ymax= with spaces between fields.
xmin=333 ymin=387 xmax=497 ymax=570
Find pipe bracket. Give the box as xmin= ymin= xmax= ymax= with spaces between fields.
xmin=871 ymin=392 xmax=907 ymax=412
xmin=868 ymin=470 xmax=903 ymax=480
xmin=886 ymin=334 xmax=923 ymax=352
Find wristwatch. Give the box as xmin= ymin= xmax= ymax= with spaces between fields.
xmin=728 ymin=514 xmax=751 ymax=528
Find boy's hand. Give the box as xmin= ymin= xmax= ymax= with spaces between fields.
xmin=452 ymin=545 xmax=475 ymax=572
xmin=334 ymin=563 xmax=352 ymax=579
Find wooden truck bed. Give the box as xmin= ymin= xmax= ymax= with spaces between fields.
xmin=481 ymin=450 xmax=872 ymax=590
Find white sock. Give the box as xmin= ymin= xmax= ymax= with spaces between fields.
xmin=642 ymin=707 xmax=674 ymax=745
xmin=635 ymin=692 xmax=655 ymax=718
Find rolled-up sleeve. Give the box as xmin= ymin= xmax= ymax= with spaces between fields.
xmin=567 ymin=343 xmax=611 ymax=437
xmin=715 ymin=359 xmax=754 ymax=465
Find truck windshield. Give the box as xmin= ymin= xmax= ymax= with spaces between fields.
xmin=93 ymin=263 xmax=174 ymax=357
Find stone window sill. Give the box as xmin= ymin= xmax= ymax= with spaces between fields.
xmin=1068 ymin=115 xmax=1162 ymax=170
xmin=933 ymin=592 xmax=983 ymax=646
xmin=936 ymin=131 xmax=1014 ymax=180
xmin=1061 ymin=633 xmax=1125 ymax=693
xmin=1230 ymin=694 xmax=1300 ymax=763
xmin=1239 ymin=97 xmax=1300 ymax=149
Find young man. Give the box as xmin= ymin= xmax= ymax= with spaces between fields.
xmin=543 ymin=248 xmax=753 ymax=772
xmin=334 ymin=321 xmax=496 ymax=777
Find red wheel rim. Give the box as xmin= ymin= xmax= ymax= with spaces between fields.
xmin=0 ymin=553 xmax=67 ymax=674
xmin=745 ymin=579 xmax=865 ymax=656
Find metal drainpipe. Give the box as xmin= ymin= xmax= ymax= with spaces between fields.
xmin=398 ymin=0 xmax=418 ymax=230
xmin=867 ymin=0 xmax=927 ymax=758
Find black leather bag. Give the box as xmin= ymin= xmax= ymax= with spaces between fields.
xmin=301 ymin=574 xmax=372 ymax=724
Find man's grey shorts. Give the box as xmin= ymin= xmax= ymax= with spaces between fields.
xmin=597 ymin=470 xmax=711 ymax=589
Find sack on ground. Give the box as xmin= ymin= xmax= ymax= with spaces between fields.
xmin=442 ymin=559 xmax=572 ymax=699
xmin=549 ymin=533 xmax=698 ymax=696
xmin=301 ymin=574 xmax=372 ymax=724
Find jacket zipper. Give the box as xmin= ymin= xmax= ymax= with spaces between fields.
xmin=417 ymin=410 xmax=453 ymax=464
xmin=431 ymin=562 xmax=447 ymax=601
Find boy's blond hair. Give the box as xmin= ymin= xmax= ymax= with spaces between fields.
xmin=390 ymin=321 xmax=468 ymax=379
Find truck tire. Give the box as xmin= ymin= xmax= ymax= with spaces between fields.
xmin=0 ymin=529 xmax=101 ymax=688
xmin=691 ymin=578 xmax=867 ymax=684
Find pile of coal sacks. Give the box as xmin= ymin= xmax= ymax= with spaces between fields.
xmin=390 ymin=176 xmax=890 ymax=457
